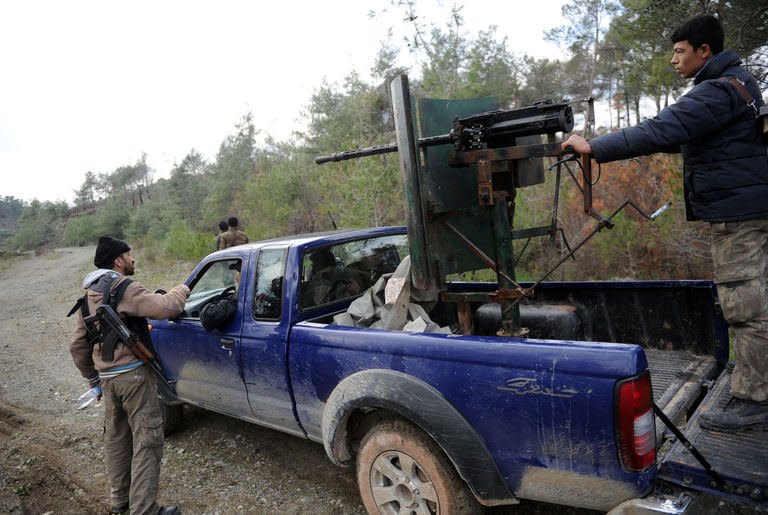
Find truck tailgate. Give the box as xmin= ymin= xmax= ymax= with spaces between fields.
xmin=657 ymin=368 xmax=768 ymax=506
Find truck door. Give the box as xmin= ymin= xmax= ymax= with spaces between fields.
xmin=161 ymin=257 xmax=251 ymax=417
xmin=239 ymin=247 xmax=303 ymax=435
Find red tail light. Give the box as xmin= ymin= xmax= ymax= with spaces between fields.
xmin=615 ymin=370 xmax=656 ymax=471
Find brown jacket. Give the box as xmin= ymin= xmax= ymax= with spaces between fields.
xmin=219 ymin=227 xmax=249 ymax=248
xmin=69 ymin=273 xmax=189 ymax=383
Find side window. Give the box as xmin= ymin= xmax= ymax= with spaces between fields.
xmin=300 ymin=234 xmax=409 ymax=309
xmin=184 ymin=259 xmax=241 ymax=318
xmin=253 ymin=249 xmax=285 ymax=319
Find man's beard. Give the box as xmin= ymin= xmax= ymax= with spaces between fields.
xmin=123 ymin=263 xmax=135 ymax=276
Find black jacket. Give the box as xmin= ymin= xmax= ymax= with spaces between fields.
xmin=590 ymin=50 xmax=768 ymax=222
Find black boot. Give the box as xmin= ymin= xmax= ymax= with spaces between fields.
xmin=699 ymin=396 xmax=768 ymax=432
xmin=109 ymin=504 xmax=128 ymax=515
xmin=157 ymin=506 xmax=181 ymax=515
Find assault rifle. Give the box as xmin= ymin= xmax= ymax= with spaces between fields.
xmin=315 ymin=100 xmax=574 ymax=164
xmin=95 ymin=304 xmax=176 ymax=401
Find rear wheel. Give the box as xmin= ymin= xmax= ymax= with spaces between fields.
xmin=356 ymin=419 xmax=481 ymax=515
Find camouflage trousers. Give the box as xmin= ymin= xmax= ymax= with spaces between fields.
xmin=102 ymin=365 xmax=164 ymax=515
xmin=711 ymin=219 xmax=768 ymax=402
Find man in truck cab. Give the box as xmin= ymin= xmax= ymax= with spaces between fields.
xmin=561 ymin=14 xmax=768 ymax=432
xmin=302 ymin=248 xmax=364 ymax=307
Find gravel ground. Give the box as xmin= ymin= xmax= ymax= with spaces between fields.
xmin=0 ymin=248 xmax=759 ymax=514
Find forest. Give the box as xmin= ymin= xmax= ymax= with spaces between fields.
xmin=2 ymin=0 xmax=766 ymax=281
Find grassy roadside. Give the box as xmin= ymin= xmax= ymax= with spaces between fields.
xmin=133 ymin=247 xmax=198 ymax=290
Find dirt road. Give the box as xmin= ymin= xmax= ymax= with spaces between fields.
xmin=0 ymin=248 xmax=364 ymax=514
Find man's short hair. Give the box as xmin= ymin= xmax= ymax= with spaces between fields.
xmin=227 ymin=216 xmax=239 ymax=228
xmin=671 ymin=14 xmax=724 ymax=55
xmin=218 ymin=220 xmax=228 ymax=231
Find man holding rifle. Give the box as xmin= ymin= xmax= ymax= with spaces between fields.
xmin=69 ymin=235 xmax=189 ymax=515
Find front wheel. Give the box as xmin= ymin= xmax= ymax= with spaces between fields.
xmin=356 ymin=419 xmax=481 ymax=515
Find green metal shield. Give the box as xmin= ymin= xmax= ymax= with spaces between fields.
xmin=415 ymin=96 xmax=500 ymax=290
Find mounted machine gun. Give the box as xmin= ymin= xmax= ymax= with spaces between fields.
xmin=317 ymin=74 xmax=668 ymax=337
xmin=315 ymin=100 xmax=575 ymax=164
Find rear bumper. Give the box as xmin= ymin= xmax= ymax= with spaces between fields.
xmin=608 ymin=491 xmax=695 ymax=515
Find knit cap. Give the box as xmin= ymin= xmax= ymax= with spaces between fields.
xmin=93 ymin=235 xmax=131 ymax=269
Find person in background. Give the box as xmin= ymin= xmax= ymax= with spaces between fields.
xmin=215 ymin=220 xmax=228 ymax=251
xmin=219 ymin=216 xmax=249 ymax=249
xmin=561 ymin=14 xmax=768 ymax=432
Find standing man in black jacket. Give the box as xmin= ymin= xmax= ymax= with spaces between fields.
xmin=561 ymin=14 xmax=768 ymax=432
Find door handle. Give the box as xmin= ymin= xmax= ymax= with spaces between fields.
xmin=220 ymin=337 xmax=235 ymax=350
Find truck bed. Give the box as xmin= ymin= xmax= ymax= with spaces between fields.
xmin=645 ymin=349 xmax=717 ymax=444
xmin=658 ymin=369 xmax=768 ymax=506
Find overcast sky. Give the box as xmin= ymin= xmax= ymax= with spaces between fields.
xmin=0 ymin=1 xmax=566 ymax=204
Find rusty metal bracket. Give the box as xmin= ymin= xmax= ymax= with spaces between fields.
xmin=489 ymin=287 xmax=530 ymax=302
xmin=441 ymin=220 xmax=525 ymax=291
xmin=450 ymin=141 xmax=563 ymax=166
xmin=477 ymin=160 xmax=494 ymax=206
xmin=456 ymin=298 xmax=474 ymax=335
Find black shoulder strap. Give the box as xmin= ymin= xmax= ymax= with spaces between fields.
xmin=68 ymin=291 xmax=98 ymax=347
xmin=66 ymin=296 xmax=86 ymax=317
xmin=107 ymin=278 xmax=133 ymax=310
xmin=99 ymin=278 xmax=133 ymax=362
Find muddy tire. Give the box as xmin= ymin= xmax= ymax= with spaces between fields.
xmin=356 ymin=418 xmax=481 ymax=515
xmin=160 ymin=398 xmax=183 ymax=435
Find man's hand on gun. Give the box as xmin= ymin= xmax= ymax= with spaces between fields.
xmin=560 ymin=134 xmax=592 ymax=156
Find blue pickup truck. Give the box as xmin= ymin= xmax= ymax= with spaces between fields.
xmin=150 ymin=225 xmax=766 ymax=514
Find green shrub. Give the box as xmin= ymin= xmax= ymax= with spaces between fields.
xmin=163 ymin=221 xmax=211 ymax=261
xmin=7 ymin=200 xmax=62 ymax=250
xmin=63 ymin=215 xmax=99 ymax=246
xmin=128 ymin=203 xmax=170 ymax=242
xmin=94 ymin=200 xmax=131 ymax=238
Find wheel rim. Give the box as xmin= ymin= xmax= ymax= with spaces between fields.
xmin=369 ymin=450 xmax=439 ymax=514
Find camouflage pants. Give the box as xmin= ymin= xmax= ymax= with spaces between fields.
xmin=102 ymin=365 xmax=164 ymax=515
xmin=711 ymin=219 xmax=768 ymax=402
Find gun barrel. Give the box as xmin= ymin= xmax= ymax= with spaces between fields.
xmin=315 ymin=133 xmax=452 ymax=165
xmin=315 ymin=142 xmax=399 ymax=164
